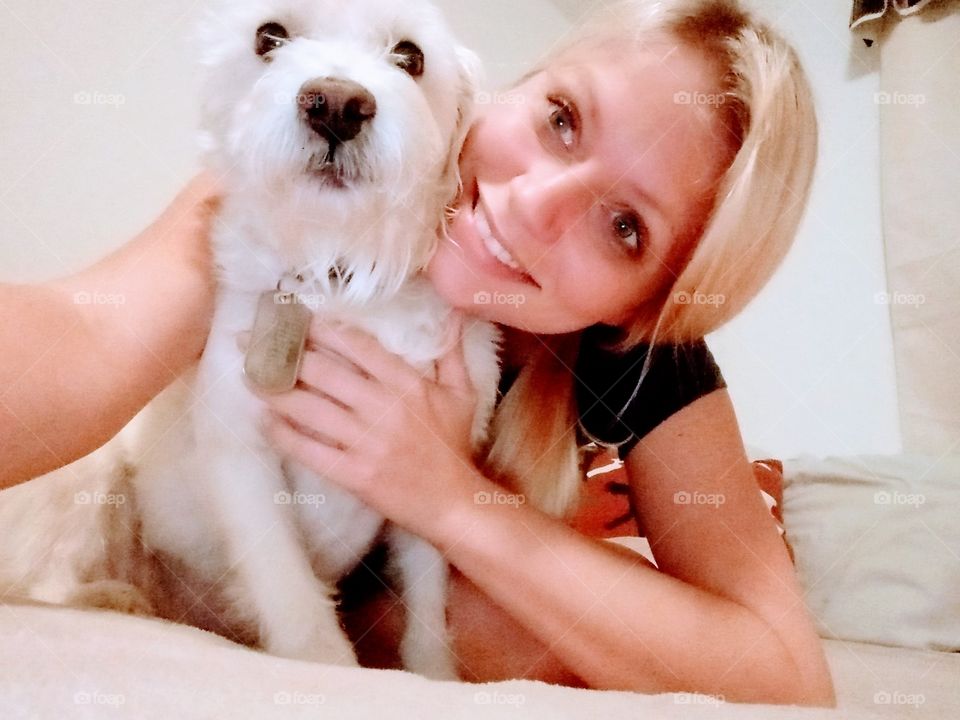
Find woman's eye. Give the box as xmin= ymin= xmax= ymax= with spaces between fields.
xmin=546 ymin=96 xmax=578 ymax=149
xmin=610 ymin=211 xmax=645 ymax=253
xmin=255 ymin=22 xmax=289 ymax=59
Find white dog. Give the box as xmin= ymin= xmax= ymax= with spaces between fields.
xmin=0 ymin=0 xmax=499 ymax=679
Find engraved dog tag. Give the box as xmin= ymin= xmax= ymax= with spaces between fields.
xmin=243 ymin=291 xmax=312 ymax=393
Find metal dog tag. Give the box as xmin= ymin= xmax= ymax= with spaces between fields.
xmin=243 ymin=291 xmax=311 ymax=393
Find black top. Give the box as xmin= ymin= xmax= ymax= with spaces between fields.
xmin=574 ymin=324 xmax=726 ymax=459
xmin=498 ymin=324 xmax=727 ymax=461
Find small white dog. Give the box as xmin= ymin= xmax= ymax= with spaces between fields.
xmin=0 ymin=0 xmax=499 ymax=679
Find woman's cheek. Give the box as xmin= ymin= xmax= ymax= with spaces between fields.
xmin=426 ymin=244 xmax=479 ymax=310
xmin=545 ymin=262 xmax=626 ymax=330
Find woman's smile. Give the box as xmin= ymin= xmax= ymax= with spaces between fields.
xmin=449 ymin=180 xmax=541 ymax=289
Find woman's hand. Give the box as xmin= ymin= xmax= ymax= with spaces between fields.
xmin=257 ymin=312 xmax=484 ymax=539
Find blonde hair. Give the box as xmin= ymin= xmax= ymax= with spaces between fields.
xmin=480 ymin=0 xmax=818 ymax=517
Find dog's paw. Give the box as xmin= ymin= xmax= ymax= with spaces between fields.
xmin=67 ymin=580 xmax=155 ymax=616
xmin=267 ymin=626 xmax=361 ymax=667
xmin=400 ymin=635 xmax=459 ymax=680
xmin=301 ymin=641 xmax=362 ymax=668
xmin=403 ymin=650 xmax=459 ymax=681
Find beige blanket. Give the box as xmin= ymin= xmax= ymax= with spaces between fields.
xmin=1 ymin=600 xmax=957 ymax=719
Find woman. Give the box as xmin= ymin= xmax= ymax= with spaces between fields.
xmin=259 ymin=0 xmax=834 ymax=705
xmin=0 ymin=0 xmax=833 ymax=706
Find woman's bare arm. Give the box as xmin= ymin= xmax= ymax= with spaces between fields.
xmin=0 ymin=174 xmax=220 ymax=489
xmin=429 ymin=389 xmax=835 ymax=705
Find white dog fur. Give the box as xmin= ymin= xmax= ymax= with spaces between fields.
xmin=0 ymin=0 xmax=500 ymax=680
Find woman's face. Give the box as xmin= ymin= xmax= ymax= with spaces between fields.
xmin=427 ymin=37 xmax=737 ymax=334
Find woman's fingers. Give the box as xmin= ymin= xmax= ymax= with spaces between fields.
xmin=309 ymin=320 xmax=425 ymax=398
xmin=297 ymin=347 xmax=377 ymax=409
xmin=263 ymin=411 xmax=350 ymax=476
xmin=264 ymin=387 xmax=365 ymax=451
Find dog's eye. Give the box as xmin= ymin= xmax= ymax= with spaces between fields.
xmin=255 ymin=22 xmax=289 ymax=59
xmin=391 ymin=41 xmax=424 ymax=78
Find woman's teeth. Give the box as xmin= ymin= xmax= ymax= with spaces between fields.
xmin=476 ymin=205 xmax=523 ymax=272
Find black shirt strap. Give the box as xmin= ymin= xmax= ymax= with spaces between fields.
xmin=574 ymin=325 xmax=726 ymax=460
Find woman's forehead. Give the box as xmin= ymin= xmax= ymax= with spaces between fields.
xmin=550 ymin=36 xmax=723 ymax=110
xmin=552 ymin=32 xmax=685 ymax=73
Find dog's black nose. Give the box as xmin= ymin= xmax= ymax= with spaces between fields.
xmin=298 ymin=78 xmax=377 ymax=148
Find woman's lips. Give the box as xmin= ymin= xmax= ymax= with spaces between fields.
xmin=462 ymin=183 xmax=540 ymax=288
xmin=476 ymin=203 xmax=523 ymax=272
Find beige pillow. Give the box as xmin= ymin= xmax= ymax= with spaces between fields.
xmin=782 ymin=454 xmax=960 ymax=651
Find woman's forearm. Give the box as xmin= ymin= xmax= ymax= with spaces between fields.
xmin=434 ymin=470 xmax=817 ymax=704
xmin=0 ymin=175 xmax=218 ymax=488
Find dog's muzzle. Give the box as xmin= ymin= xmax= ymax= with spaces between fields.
xmin=298 ymin=78 xmax=377 ymax=159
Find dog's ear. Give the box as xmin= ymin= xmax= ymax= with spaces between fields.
xmin=441 ymin=46 xmax=483 ymax=199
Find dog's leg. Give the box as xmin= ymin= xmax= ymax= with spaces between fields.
xmin=195 ymin=313 xmax=358 ymax=666
xmin=209 ymin=454 xmax=357 ymax=664
xmin=386 ymin=525 xmax=458 ymax=680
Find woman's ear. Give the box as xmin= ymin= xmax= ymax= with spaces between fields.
xmin=442 ymin=46 xmax=483 ymax=196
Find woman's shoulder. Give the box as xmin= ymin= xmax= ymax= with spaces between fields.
xmin=574 ymin=325 xmax=726 ymax=459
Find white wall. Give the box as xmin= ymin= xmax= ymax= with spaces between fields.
xmin=0 ymin=0 xmax=899 ymax=459
xmin=707 ymin=0 xmax=901 ymax=459
xmin=434 ymin=0 xmax=572 ymax=88
xmin=0 ymin=2 xmax=208 ymax=281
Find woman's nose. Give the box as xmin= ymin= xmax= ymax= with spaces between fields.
xmin=508 ymin=164 xmax=587 ymax=246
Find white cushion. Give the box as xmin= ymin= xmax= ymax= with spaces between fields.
xmin=782 ymin=454 xmax=960 ymax=651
